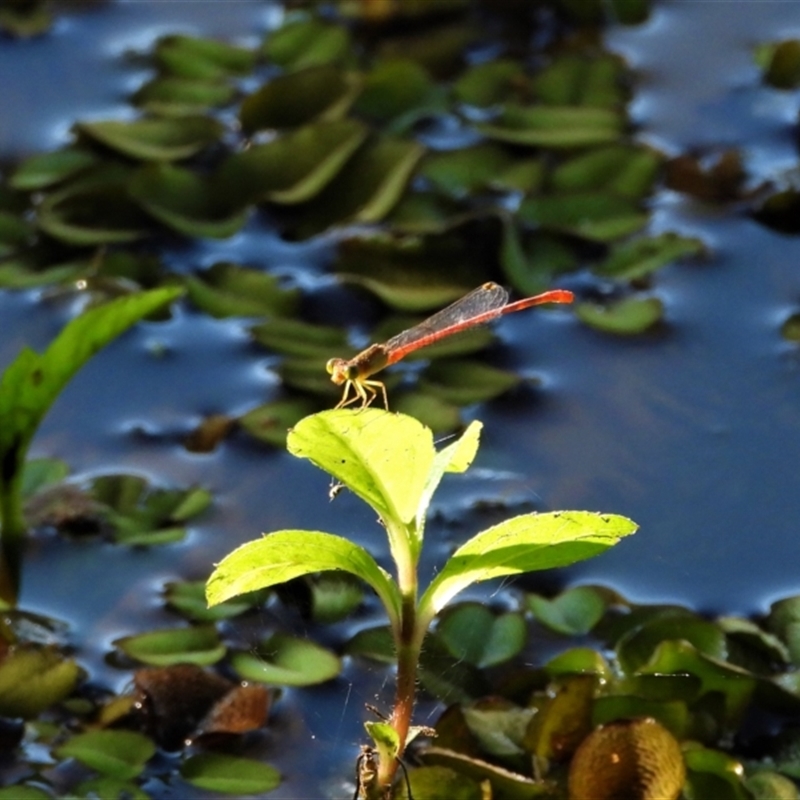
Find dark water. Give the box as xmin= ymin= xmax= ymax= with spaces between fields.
xmin=3 ymin=1 xmax=800 ymax=796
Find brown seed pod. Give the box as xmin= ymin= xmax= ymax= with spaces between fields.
xmin=567 ymin=718 xmax=685 ymax=800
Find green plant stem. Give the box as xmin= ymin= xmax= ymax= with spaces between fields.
xmin=0 ymin=475 xmax=25 ymax=606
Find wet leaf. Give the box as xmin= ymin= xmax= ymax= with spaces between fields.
xmin=264 ymin=16 xmax=352 ymax=70
xmin=420 ymin=143 xmax=517 ymax=197
xmin=9 ymin=147 xmax=98 ymax=191
xmin=37 ymin=164 xmax=150 ymax=245
xmin=519 ymin=193 xmax=648 ymax=241
xmin=133 ymin=76 xmax=237 ymax=116
xmin=478 ymin=105 xmax=624 ymax=148
xmin=745 ymin=771 xmax=800 ymax=800
xmin=114 ymin=625 xmax=226 ymax=667
xmin=216 ymin=119 xmax=368 ymax=204
xmin=290 ymin=135 xmax=424 ymax=237
xmin=76 ymin=116 xmax=224 ymax=161
xmin=396 ymin=765 xmax=482 ymax=800
xmin=550 ymin=145 xmax=661 ymax=198
xmin=420 ymin=512 xmax=637 ymax=622
xmin=436 ymin=603 xmax=526 ymax=667
xmin=251 ymin=317 xmax=349 ymax=358
xmin=0 ymin=647 xmax=82 ymax=718
xmin=419 ymin=358 xmax=521 ymax=405
xmin=230 ymin=632 xmax=341 ymax=686
xmin=420 ymin=746 xmax=558 ymax=798
xmin=238 ymin=398 xmax=319 ymax=448
xmin=240 ymin=64 xmax=362 ymax=134
xmin=128 ymin=163 xmax=249 ymax=239
xmin=527 ymin=585 xmax=612 ymax=635
xmin=454 ymin=59 xmax=528 ymax=107
xmin=165 ymin=580 xmax=257 ymax=623
xmin=355 ymin=59 xmax=441 ymax=124
xmin=533 ymin=53 xmax=628 ymax=108
xmin=55 ymin=730 xmax=155 ymax=780
xmin=154 ymin=35 xmax=256 ymax=80
xmin=568 ymin=719 xmax=685 ymax=800
xmin=575 ymin=296 xmax=663 ymax=334
xmin=181 ymin=753 xmax=280 ymax=794
xmin=683 ymin=745 xmax=750 ymax=800
xmin=184 ymin=262 xmax=299 ymax=318
xmin=595 ymin=233 xmax=705 ymax=280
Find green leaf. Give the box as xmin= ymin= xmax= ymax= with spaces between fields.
xmin=291 ymin=135 xmax=425 ymax=237
xmin=550 ymin=145 xmax=662 ymax=198
xmin=575 ymin=296 xmax=663 ymax=335
xmin=9 ymin=147 xmax=98 ymax=191
xmin=365 ymin=720 xmax=401 ymax=763
xmin=0 ymin=288 xmax=182 ymax=496
xmin=181 ymin=753 xmax=281 ymax=795
xmin=420 ymin=144 xmax=516 ymax=197
xmin=781 ymin=313 xmax=800 ymax=343
xmin=216 ymin=119 xmax=368 ymax=205
xmin=397 ymin=766 xmax=482 ymax=800
xmin=76 ymin=116 xmax=223 ymax=161
xmin=745 ymin=771 xmax=800 ymax=800
xmin=287 ymin=410 xmax=433 ymax=525
xmin=0 ymin=647 xmax=82 ymax=718
xmin=206 ymin=530 xmax=401 ymax=623
xmin=264 ymin=16 xmax=352 ymax=70
xmin=238 ymin=398 xmax=319 ymax=448
xmin=356 ymin=59 xmax=441 ymax=125
xmin=519 ymin=193 xmax=648 ymax=242
xmin=165 ymin=580 xmax=257 ymax=622
xmin=527 ymin=585 xmax=612 ymax=635
xmin=533 ymin=54 xmax=628 ymax=108
xmin=760 ymin=39 xmax=800 ymax=89
xmin=55 ymin=730 xmax=155 ymax=780
xmin=154 ymin=35 xmax=256 ymax=80
xmin=436 ymin=603 xmax=527 ymax=667
xmin=184 ymin=262 xmax=299 ymax=319
xmin=251 ymin=316 xmax=349 ymax=359
xmin=477 ymin=105 xmax=624 ymax=148
xmin=113 ymin=625 xmax=225 ymax=666
xmin=230 ymin=632 xmax=341 ymax=686
xmin=133 ymin=76 xmax=237 ymax=116
xmin=128 ymin=163 xmax=249 ymax=239
xmin=420 ymin=511 xmax=637 ymax=622
xmin=392 ymin=391 xmax=462 ymax=435
xmin=36 ymin=164 xmax=150 ymax=245
xmin=454 ymin=59 xmax=527 ymax=107
xmin=345 ymin=625 xmax=396 ymax=663
xmin=419 ymin=359 xmax=521 ymax=406
xmin=0 ymin=787 xmax=52 ymax=800
xmin=240 ymin=64 xmax=362 ymax=134
xmin=684 ymin=746 xmax=751 ymax=800
xmin=595 ymin=233 xmax=705 ymax=280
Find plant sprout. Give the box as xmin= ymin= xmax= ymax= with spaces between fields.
xmin=206 ymin=410 xmax=637 ymax=799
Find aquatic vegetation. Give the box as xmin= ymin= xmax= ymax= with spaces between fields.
xmin=207 ymin=410 xmax=637 ymax=797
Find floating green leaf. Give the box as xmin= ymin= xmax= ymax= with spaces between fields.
xmin=184 ymin=262 xmax=299 ymax=319
xmin=238 ymin=398 xmax=319 ymax=448
xmin=165 ymin=580 xmax=257 ymax=623
xmin=758 ymin=39 xmax=800 ymax=89
xmin=356 ymin=59 xmax=440 ymax=124
xmin=114 ymin=625 xmax=226 ymax=667
xmin=133 ymin=76 xmax=237 ymax=116
xmin=56 ymin=730 xmax=155 ymax=780
xmin=477 ymin=105 xmax=624 ymax=148
xmin=0 ymin=647 xmax=82 ymax=718
xmin=9 ymin=147 xmax=98 ymax=191
xmin=454 ymin=59 xmax=527 ymax=107
xmin=181 ymin=753 xmax=281 ymax=795
xmin=533 ymin=53 xmax=628 ymax=108
xmin=240 ymin=64 xmax=362 ymax=134
xmin=595 ymin=233 xmax=705 ymax=281
xmin=436 ymin=603 xmax=526 ymax=668
xmin=527 ymin=585 xmax=613 ymax=636
xmin=251 ymin=317 xmax=349 ymax=359
xmin=230 ymin=632 xmax=341 ymax=686
xmin=128 ymin=163 xmax=249 ymax=239
xmin=575 ymin=296 xmax=663 ymax=335
xmin=419 ymin=359 xmax=521 ymax=406
xmin=291 ymin=135 xmax=425 ymax=236
xmin=420 ymin=143 xmax=516 ymax=197
xmin=216 ymin=119 xmax=368 ymax=204
xmin=519 ymin=193 xmax=648 ymax=241
xmin=76 ymin=116 xmax=223 ymax=161
xmin=154 ymin=35 xmax=256 ymax=80
xmin=264 ymin=16 xmax=352 ymax=71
